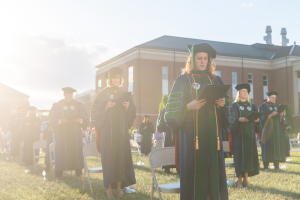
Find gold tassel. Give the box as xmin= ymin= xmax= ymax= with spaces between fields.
xmin=195 ymin=136 xmax=199 ymax=150
xmin=217 ymin=136 xmax=221 ymax=151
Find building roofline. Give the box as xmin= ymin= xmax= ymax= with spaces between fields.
xmin=0 ymin=82 xmax=30 ymax=97
xmin=95 ymin=47 xmax=137 ymax=69
xmin=95 ymin=35 xmax=300 ymax=70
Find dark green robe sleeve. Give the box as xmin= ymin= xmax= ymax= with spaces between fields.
xmin=165 ymin=75 xmax=190 ymax=133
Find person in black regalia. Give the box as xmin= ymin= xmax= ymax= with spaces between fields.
xmin=90 ymin=67 xmax=136 ymax=198
xmin=48 ymin=87 xmax=89 ymax=182
xmin=165 ymin=43 xmax=229 ymax=200
xmin=259 ymin=91 xmax=286 ymax=171
xmin=8 ymin=105 xmax=24 ymax=161
xmin=229 ymin=84 xmax=260 ymax=188
xmin=20 ymin=106 xmax=41 ymax=165
xmin=139 ymin=115 xmax=154 ymax=155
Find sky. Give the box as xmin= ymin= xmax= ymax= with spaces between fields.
xmin=0 ymin=0 xmax=299 ymax=109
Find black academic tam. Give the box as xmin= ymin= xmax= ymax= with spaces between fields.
xmin=235 ymin=83 xmax=251 ymax=93
xmin=187 ymin=43 xmax=216 ymax=58
xmin=62 ymin=87 xmax=76 ymax=94
xmin=267 ymin=91 xmax=278 ymax=96
xmin=104 ymin=67 xmax=123 ymax=79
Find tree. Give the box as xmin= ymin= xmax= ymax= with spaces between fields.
xmin=158 ymin=95 xmax=168 ymax=114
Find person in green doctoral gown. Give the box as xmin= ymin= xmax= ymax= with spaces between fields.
xmin=229 ymin=83 xmax=260 ymax=188
xmin=48 ymin=87 xmax=89 ymax=182
xmin=139 ymin=115 xmax=154 ymax=155
xmin=165 ymin=43 xmax=230 ymax=200
xmin=90 ymin=67 xmax=136 ymax=198
xmin=259 ymin=91 xmax=286 ymax=171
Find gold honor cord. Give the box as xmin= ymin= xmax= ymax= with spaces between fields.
xmin=191 ymin=75 xmax=199 ymax=150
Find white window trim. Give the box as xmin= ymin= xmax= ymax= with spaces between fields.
xmin=162 ymin=67 xmax=168 ymax=95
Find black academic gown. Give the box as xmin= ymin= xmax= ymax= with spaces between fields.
xmin=259 ymin=102 xmax=286 ymax=163
xmin=229 ymin=102 xmax=259 ymax=177
xmin=48 ymin=99 xmax=88 ymax=172
xmin=8 ymin=113 xmax=24 ymax=157
xmin=90 ymin=87 xmax=136 ymax=189
xmin=20 ymin=116 xmax=41 ymax=165
xmin=139 ymin=122 xmax=154 ymax=154
xmin=165 ymin=74 xmax=229 ymax=200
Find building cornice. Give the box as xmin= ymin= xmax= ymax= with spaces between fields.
xmin=95 ymin=48 xmax=300 ymax=74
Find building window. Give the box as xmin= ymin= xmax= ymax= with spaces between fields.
xmin=98 ymin=79 xmax=101 ymax=88
xmin=232 ymin=72 xmax=237 ymax=99
xmin=162 ymin=67 xmax=168 ymax=95
xmin=263 ymin=75 xmax=268 ymax=100
xmin=216 ymin=71 xmax=221 ymax=77
xmin=248 ymin=73 xmax=254 ymax=101
xmin=128 ymin=66 xmax=133 ymax=93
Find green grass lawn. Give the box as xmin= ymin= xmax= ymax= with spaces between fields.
xmin=0 ymin=150 xmax=300 ymax=200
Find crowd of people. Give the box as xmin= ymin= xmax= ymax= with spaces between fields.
xmin=1 ymin=43 xmax=294 ymax=200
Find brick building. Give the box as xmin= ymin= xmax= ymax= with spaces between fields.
xmin=0 ymin=83 xmax=30 ymax=132
xmin=95 ymin=28 xmax=300 ymax=132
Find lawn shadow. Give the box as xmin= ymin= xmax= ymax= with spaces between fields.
xmin=247 ymin=185 xmax=300 ymax=199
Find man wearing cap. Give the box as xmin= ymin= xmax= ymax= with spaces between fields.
xmin=20 ymin=106 xmax=41 ymax=165
xmin=259 ymin=91 xmax=286 ymax=171
xmin=8 ymin=105 xmax=25 ymax=161
xmin=48 ymin=87 xmax=89 ymax=182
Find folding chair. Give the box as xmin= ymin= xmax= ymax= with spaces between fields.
xmin=83 ymin=143 xmax=103 ymax=196
xmin=290 ymin=138 xmax=300 ymax=147
xmin=49 ymin=143 xmax=55 ymax=178
xmin=154 ymin=139 xmax=164 ymax=149
xmin=32 ymin=140 xmax=47 ymax=170
xmin=222 ymin=141 xmax=235 ymax=180
xmin=20 ymin=141 xmax=24 ymax=164
xmin=130 ymin=139 xmax=142 ymax=165
xmin=149 ymin=147 xmax=180 ymax=200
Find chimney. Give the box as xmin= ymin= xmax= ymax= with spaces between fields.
xmin=263 ymin=26 xmax=273 ymax=45
xmin=280 ymin=28 xmax=289 ymax=46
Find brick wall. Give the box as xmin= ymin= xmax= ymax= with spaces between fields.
xmin=95 ymin=56 xmax=300 ymax=134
